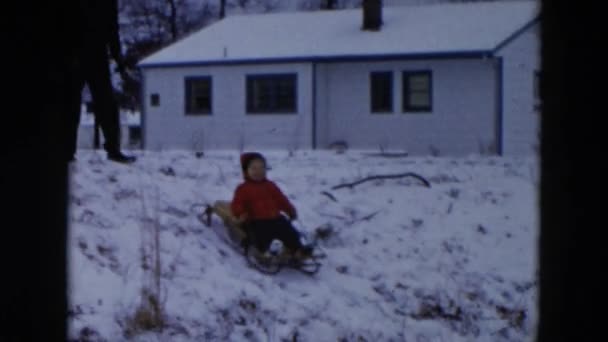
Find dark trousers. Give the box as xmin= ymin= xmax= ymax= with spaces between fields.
xmin=66 ymin=48 xmax=121 ymax=159
xmin=244 ymin=217 xmax=303 ymax=252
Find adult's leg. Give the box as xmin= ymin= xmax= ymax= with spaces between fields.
xmin=65 ymin=63 xmax=84 ymax=161
xmin=83 ymin=51 xmax=121 ymax=154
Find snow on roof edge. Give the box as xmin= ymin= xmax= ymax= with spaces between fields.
xmin=138 ymin=1 xmax=539 ymax=68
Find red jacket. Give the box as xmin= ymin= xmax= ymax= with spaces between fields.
xmin=231 ymin=179 xmax=297 ymax=221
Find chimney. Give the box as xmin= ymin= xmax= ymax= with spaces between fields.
xmin=362 ymin=0 xmax=382 ymax=31
xmin=220 ymin=0 xmax=226 ymax=19
xmin=323 ymin=0 xmax=337 ymax=10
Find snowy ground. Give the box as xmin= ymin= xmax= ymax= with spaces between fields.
xmin=67 ymin=149 xmax=539 ymax=341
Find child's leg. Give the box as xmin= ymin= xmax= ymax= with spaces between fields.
xmin=273 ymin=217 xmax=303 ymax=252
xmin=244 ymin=220 xmax=275 ymax=252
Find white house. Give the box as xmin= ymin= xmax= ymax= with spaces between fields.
xmin=138 ymin=0 xmax=540 ymax=156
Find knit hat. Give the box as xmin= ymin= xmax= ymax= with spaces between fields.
xmin=240 ymin=152 xmax=266 ymax=174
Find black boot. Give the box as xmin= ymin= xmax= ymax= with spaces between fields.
xmin=107 ymin=151 xmax=136 ymax=164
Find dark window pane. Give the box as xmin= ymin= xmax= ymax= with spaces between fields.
xmin=403 ymin=71 xmax=432 ymax=112
xmin=150 ymin=94 xmax=160 ymax=107
xmin=409 ymin=75 xmax=430 ymax=91
xmin=247 ymin=74 xmax=297 ymax=113
xmin=185 ymin=77 xmax=212 ymax=114
xmin=371 ymin=71 xmax=393 ymax=113
xmin=195 ymin=96 xmax=209 ymax=109
xmin=409 ymin=92 xmax=430 ymax=107
xmin=129 ymin=126 xmax=141 ymax=145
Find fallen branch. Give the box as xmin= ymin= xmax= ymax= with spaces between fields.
xmin=320 ymin=191 xmax=338 ymax=202
xmin=362 ymin=152 xmax=409 ymax=158
xmin=343 ymin=211 xmax=381 ymax=225
xmin=318 ymin=212 xmax=348 ymax=221
xmin=360 ymin=211 xmax=380 ymax=221
xmin=331 ymin=172 xmax=431 ymax=190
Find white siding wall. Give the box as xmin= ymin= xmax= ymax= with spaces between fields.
xmin=496 ymin=24 xmax=540 ymax=156
xmin=142 ymin=63 xmax=312 ymax=151
xmin=315 ymin=59 xmax=497 ymax=156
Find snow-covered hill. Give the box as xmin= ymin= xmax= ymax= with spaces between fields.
xmin=68 ymin=150 xmax=538 ymax=341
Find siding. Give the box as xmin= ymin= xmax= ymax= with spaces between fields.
xmin=496 ymin=24 xmax=540 ymax=156
xmin=143 ymin=63 xmax=313 ymax=151
xmin=315 ymin=58 xmax=497 ymax=156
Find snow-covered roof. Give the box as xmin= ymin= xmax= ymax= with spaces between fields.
xmin=139 ymin=1 xmax=538 ymax=68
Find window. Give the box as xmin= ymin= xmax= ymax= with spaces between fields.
xmin=246 ymin=74 xmax=297 ymax=113
xmin=403 ymin=71 xmax=432 ymax=112
xmin=370 ymin=71 xmax=393 ymax=113
xmin=128 ymin=126 xmax=141 ymax=147
xmin=150 ymin=93 xmax=160 ymax=107
xmin=185 ymin=77 xmax=212 ymax=114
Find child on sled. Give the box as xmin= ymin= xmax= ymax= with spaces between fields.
xmin=213 ymin=152 xmax=312 ymax=259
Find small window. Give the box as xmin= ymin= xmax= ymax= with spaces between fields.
xmin=129 ymin=126 xmax=141 ymax=146
xmin=185 ymin=77 xmax=212 ymax=115
xmin=150 ymin=94 xmax=160 ymax=107
xmin=370 ymin=71 xmax=393 ymax=113
xmin=246 ymin=74 xmax=297 ymax=114
xmin=403 ymin=71 xmax=432 ymax=113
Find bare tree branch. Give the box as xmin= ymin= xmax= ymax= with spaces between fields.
xmin=331 ymin=172 xmax=431 ymax=190
xmin=321 ymin=191 xmax=338 ymax=202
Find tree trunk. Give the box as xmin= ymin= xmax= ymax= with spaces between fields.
xmin=323 ymin=0 xmax=338 ymax=10
xmin=166 ymin=0 xmax=178 ymax=41
xmin=220 ymin=0 xmax=227 ymax=19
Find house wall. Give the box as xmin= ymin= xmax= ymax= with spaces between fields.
xmin=141 ymin=48 xmax=537 ymax=156
xmin=315 ymin=58 xmax=498 ymax=156
xmin=142 ymin=63 xmax=313 ymax=151
xmin=496 ymin=23 xmax=541 ymax=156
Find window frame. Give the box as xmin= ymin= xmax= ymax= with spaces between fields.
xmin=402 ymin=70 xmax=433 ymax=113
xmin=185 ymin=76 xmax=213 ymax=115
xmin=246 ymin=73 xmax=298 ymax=114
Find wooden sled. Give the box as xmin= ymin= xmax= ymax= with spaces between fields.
xmin=201 ymin=201 xmax=322 ymax=275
